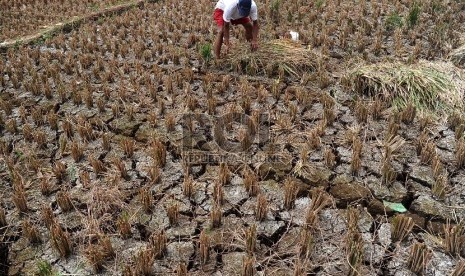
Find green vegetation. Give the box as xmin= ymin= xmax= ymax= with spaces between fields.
xmin=199 ymin=43 xmax=212 ymax=62
xmin=385 ymin=11 xmax=403 ymax=30
xmin=315 ymin=0 xmax=325 ymax=9
xmin=90 ymin=3 xmax=100 ymax=11
xmin=36 ymin=260 xmax=56 ymax=276
xmin=407 ymin=2 xmax=421 ymax=28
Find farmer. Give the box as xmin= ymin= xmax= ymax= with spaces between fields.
xmin=213 ymin=0 xmax=259 ymax=59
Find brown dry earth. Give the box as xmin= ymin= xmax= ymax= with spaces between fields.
xmin=1 ymin=0 xmax=465 ymax=275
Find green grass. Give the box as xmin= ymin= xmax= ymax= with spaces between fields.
xmin=385 ymin=11 xmax=403 ymax=31
xmin=407 ymin=2 xmax=421 ymax=28
xmin=36 ymin=260 xmax=56 ymax=276
xmin=199 ymin=43 xmax=212 ymax=62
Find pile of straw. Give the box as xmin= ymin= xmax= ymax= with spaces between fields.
xmin=343 ymin=62 xmax=463 ymax=113
xmin=227 ymin=39 xmax=317 ymax=78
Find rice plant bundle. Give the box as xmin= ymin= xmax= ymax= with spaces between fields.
xmin=343 ymin=62 xmax=462 ymax=113
xmin=227 ymin=39 xmax=317 ymax=78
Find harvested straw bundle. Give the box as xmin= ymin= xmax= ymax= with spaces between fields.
xmin=451 ymin=45 xmax=465 ymax=68
xmin=343 ymin=62 xmax=462 ymax=113
xmin=227 ymin=39 xmax=317 ymax=78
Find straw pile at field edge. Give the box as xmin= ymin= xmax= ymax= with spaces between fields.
xmin=227 ymin=39 xmax=317 ymax=78
xmin=343 ymin=62 xmax=463 ymax=113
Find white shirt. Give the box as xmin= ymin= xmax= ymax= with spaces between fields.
xmin=215 ymin=0 xmax=258 ymax=22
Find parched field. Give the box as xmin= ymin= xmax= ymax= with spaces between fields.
xmin=1 ymin=0 xmax=465 ymax=275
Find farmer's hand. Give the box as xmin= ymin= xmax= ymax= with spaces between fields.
xmin=251 ymin=40 xmax=258 ymax=52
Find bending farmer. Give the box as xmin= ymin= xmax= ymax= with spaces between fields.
xmin=213 ymin=0 xmax=259 ymax=59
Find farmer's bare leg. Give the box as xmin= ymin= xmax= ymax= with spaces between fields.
xmin=214 ymin=26 xmax=224 ymax=59
xmin=242 ymin=21 xmax=253 ymax=41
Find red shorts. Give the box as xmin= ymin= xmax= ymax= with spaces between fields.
xmin=213 ymin=8 xmax=251 ymax=27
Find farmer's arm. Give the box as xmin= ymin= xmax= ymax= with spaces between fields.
xmin=251 ymin=20 xmax=259 ymax=50
xmin=223 ymin=22 xmax=231 ymax=49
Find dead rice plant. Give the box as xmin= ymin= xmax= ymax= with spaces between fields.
xmin=443 ymin=221 xmax=465 ymax=257
xmin=131 ymin=248 xmax=154 ymax=276
xmin=456 ymin=124 xmax=465 ymax=140
xmin=284 ymin=178 xmax=298 ymax=210
xmin=6 ymin=119 xmax=18 ymax=134
xmin=121 ymin=138 xmax=135 ymax=158
xmin=167 ymin=203 xmax=179 ymax=226
xmin=371 ymin=97 xmax=384 ymax=120
xmin=456 ymin=138 xmax=465 ymax=169
xmin=354 ymin=100 xmax=368 ymax=123
xmin=351 ymin=137 xmax=362 ymax=175
xmin=420 ymin=141 xmax=436 ymax=165
xmin=299 ymin=228 xmax=314 ymax=259
xmin=89 ymin=155 xmax=106 ymax=175
xmin=219 ymin=163 xmax=230 ymax=185
xmin=56 ymin=191 xmax=73 ymax=213
xmin=50 ymin=222 xmax=72 ymax=258
xmin=53 ymin=161 xmax=67 ymax=181
xmin=255 ymin=193 xmax=268 ymax=221
xmin=243 ymin=167 xmax=259 ymax=197
xmin=245 ymin=224 xmax=257 ymax=255
xmin=47 ymin=111 xmax=58 ymax=130
xmin=452 ymin=259 xmax=465 ymax=276
xmin=242 ymin=256 xmax=255 ymax=276
xmin=150 ymin=139 xmax=166 ymax=167
xmin=139 ymin=187 xmax=153 ymax=213
xmin=41 ymin=205 xmax=55 ymax=229
xmin=431 ymin=155 xmax=444 ymax=179
xmin=70 ymin=141 xmax=84 ymax=162
xmin=112 ymin=158 xmax=129 ymax=180
xmin=147 ymin=163 xmax=161 ymax=184
xmin=22 ymin=219 xmax=41 ymax=244
xmin=407 ymin=243 xmax=431 ymax=275
xmin=324 ymin=147 xmax=336 ymax=169
xmin=199 ymin=229 xmax=210 ymax=266
xmin=148 ymin=230 xmax=167 ymax=259
xmin=80 ymin=170 xmax=90 ymax=188
xmin=182 ymin=175 xmax=194 ymax=199
xmin=102 ymin=133 xmax=111 ymax=151
xmin=400 ymin=103 xmax=416 ymax=124
xmin=13 ymin=180 xmax=28 ymax=213
xmin=210 ymin=203 xmax=222 ymax=228
xmin=448 ymin=112 xmax=464 ymax=130
xmin=0 ymin=208 xmax=6 ymax=227
xmin=82 ymin=244 xmax=105 ymax=273
xmin=213 ymin=180 xmax=224 ymax=205
xmin=391 ymin=215 xmax=414 ymax=242
xmin=61 ymin=117 xmax=74 ymax=139
xmin=177 ymin=262 xmax=188 ymax=276
xmin=323 ymin=107 xmax=336 ymax=126
xmin=432 ymin=174 xmax=449 ymax=201
xmin=165 ymin=114 xmax=175 ymax=132
xmin=346 ymin=207 xmax=363 ymax=276
xmin=117 ymin=211 xmax=132 ymax=239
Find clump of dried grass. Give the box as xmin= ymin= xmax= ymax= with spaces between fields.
xmin=227 ymin=39 xmax=317 ymax=78
xmin=343 ymin=62 xmax=462 ymax=114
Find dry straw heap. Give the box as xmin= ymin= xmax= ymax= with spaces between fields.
xmin=227 ymin=39 xmax=317 ymax=77
xmin=344 ymin=62 xmax=463 ymax=114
